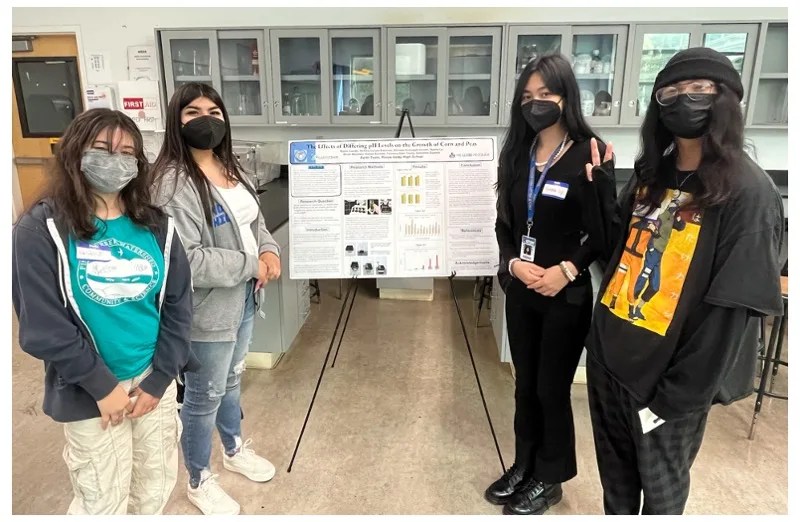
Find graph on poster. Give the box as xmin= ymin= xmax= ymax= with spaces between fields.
xmin=401 ymin=249 xmax=442 ymax=273
xmin=288 ymin=137 xmax=499 ymax=279
xmin=401 ymin=217 xmax=442 ymax=238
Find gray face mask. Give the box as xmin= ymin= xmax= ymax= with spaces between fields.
xmin=81 ymin=149 xmax=139 ymax=194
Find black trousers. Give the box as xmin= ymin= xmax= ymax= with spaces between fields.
xmin=586 ymin=355 xmax=708 ymax=515
xmin=505 ymin=281 xmax=593 ymax=484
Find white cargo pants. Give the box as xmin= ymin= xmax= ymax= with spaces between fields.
xmin=62 ymin=369 xmax=181 ymax=515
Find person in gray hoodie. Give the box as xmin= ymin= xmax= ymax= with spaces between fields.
xmin=152 ymin=83 xmax=280 ymax=516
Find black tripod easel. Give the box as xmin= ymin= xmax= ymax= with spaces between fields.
xmin=395 ymin=108 xmax=416 ymax=138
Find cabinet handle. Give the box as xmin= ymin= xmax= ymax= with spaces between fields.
xmin=628 ymin=100 xmax=636 ymax=108
xmin=613 ymin=101 xmax=621 ymax=108
xmin=376 ymin=101 xmax=382 ymax=108
xmin=492 ymin=101 xmax=498 ymax=107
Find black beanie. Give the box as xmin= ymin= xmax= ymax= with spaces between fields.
xmin=652 ymin=47 xmax=744 ymax=101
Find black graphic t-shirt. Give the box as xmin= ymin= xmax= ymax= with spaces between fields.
xmin=586 ymin=156 xmax=784 ymax=419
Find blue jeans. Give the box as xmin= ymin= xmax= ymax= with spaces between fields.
xmin=181 ymin=281 xmax=255 ymax=487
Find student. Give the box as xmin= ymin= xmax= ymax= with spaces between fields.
xmin=490 ymin=53 xmax=615 ymax=516
xmin=152 ymin=82 xmax=281 ymax=516
xmin=583 ymin=47 xmax=785 ymax=515
xmin=12 ymin=108 xmax=194 ymax=515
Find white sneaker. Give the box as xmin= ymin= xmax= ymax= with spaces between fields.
xmin=222 ymin=437 xmax=276 ymax=483
xmin=187 ymin=470 xmax=241 ymax=515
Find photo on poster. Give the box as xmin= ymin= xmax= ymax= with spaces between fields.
xmin=367 ymin=199 xmax=393 ymax=215
xmin=361 ymin=256 xmax=388 ymax=277
xmin=344 ymin=199 xmax=369 ymax=216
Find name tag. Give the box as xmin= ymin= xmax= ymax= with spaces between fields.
xmin=542 ymin=180 xmax=569 ymax=200
xmin=76 ymin=242 xmax=113 ymax=262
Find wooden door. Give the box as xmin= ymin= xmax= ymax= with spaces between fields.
xmin=12 ymin=33 xmax=81 ymax=209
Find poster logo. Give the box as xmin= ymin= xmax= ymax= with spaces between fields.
xmin=294 ymin=149 xmax=307 ymax=162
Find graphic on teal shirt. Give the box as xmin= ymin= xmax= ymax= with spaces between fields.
xmin=68 ymin=216 xmax=164 ymax=380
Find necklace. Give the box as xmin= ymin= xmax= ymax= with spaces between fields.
xmin=534 ymin=133 xmax=569 ymax=167
xmin=675 ymin=170 xmax=696 ymax=190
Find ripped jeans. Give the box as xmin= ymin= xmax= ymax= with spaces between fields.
xmin=181 ymin=281 xmax=255 ymax=487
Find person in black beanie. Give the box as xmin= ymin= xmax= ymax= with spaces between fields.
xmin=580 ymin=47 xmax=785 ymax=514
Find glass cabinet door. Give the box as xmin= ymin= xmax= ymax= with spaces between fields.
xmin=330 ymin=29 xmax=381 ymax=123
xmin=388 ymin=28 xmax=447 ymax=125
xmin=446 ymin=27 xmax=502 ymax=125
xmin=503 ymin=27 xmax=569 ymax=126
xmin=750 ymin=22 xmax=788 ymax=127
xmin=568 ymin=26 xmax=628 ymax=125
xmin=160 ymin=31 xmax=220 ymax=100
xmin=218 ymin=31 xmax=269 ymax=123
xmin=701 ymin=24 xmax=759 ymax=121
xmin=270 ymin=29 xmax=330 ymax=124
xmin=621 ymin=26 xmax=692 ymax=124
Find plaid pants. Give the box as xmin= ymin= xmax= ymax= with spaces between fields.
xmin=586 ymin=355 xmax=708 ymax=515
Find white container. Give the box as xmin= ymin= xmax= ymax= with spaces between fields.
xmin=396 ymin=43 xmax=427 ymax=75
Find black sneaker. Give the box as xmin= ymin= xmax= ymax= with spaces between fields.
xmin=502 ymin=478 xmax=562 ymax=515
xmin=484 ymin=463 xmax=527 ymax=505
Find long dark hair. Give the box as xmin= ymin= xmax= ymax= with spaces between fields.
xmin=496 ymin=53 xmax=600 ymax=225
xmin=41 ymin=108 xmax=161 ymax=240
xmin=151 ymin=82 xmax=255 ymax=225
xmin=634 ymin=83 xmax=744 ymax=211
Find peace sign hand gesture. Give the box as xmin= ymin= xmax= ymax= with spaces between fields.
xmin=584 ymin=138 xmax=614 ymax=182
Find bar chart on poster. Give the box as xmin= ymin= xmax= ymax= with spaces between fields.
xmin=288 ymin=137 xmax=499 ymax=280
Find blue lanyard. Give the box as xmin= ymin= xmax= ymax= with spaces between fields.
xmin=526 ymin=136 xmax=564 ymax=234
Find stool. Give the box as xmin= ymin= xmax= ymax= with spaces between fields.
xmin=749 ymin=276 xmax=788 ymax=440
xmin=475 ymin=276 xmax=493 ymax=327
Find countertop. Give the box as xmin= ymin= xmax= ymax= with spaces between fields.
xmin=257 ymin=176 xmax=289 ymax=232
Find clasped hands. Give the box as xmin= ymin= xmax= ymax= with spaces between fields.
xmin=511 ymin=260 xmax=576 ymax=297
xmin=256 ymin=252 xmax=281 ymax=291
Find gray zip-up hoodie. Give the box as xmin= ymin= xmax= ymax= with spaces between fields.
xmin=153 ymin=168 xmax=280 ymax=343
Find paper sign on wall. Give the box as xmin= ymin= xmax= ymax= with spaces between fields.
xmin=127 ymin=46 xmax=158 ymax=81
xmin=117 ymin=80 xmax=162 ymax=131
xmin=288 ymin=137 xmax=500 ymax=280
xmin=87 ymin=51 xmax=113 ymax=84
xmin=85 ymin=85 xmax=115 ymax=110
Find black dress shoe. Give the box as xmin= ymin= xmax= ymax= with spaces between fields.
xmin=502 ymin=478 xmax=562 ymax=515
xmin=484 ymin=463 xmax=527 ymax=505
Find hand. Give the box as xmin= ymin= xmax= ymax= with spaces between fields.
xmin=256 ymin=259 xmax=269 ymax=290
xmin=127 ymin=387 xmax=160 ymax=419
xmin=529 ymin=265 xmax=570 ymax=296
xmin=96 ymin=385 xmax=133 ymax=430
xmin=584 ymin=138 xmax=614 ymax=182
xmin=512 ymin=260 xmax=546 ymax=286
xmin=260 ymin=252 xmax=281 ymax=281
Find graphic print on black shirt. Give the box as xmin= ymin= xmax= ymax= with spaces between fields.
xmin=601 ymin=188 xmax=703 ymax=335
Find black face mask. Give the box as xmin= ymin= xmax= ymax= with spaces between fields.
xmin=522 ymin=99 xmax=562 ymax=133
xmin=180 ymin=116 xmax=227 ymax=150
xmin=659 ymin=93 xmax=714 ymax=139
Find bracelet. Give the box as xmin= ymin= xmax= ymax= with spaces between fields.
xmin=559 ymin=261 xmax=577 ymax=282
xmin=509 ymin=258 xmax=520 ymax=278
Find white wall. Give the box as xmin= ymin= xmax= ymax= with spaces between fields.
xmin=12 ymin=6 xmax=788 ymax=169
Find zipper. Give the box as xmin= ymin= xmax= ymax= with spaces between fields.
xmin=159 ymin=217 xmax=175 ymax=313
xmin=46 ymin=219 xmax=100 ymax=353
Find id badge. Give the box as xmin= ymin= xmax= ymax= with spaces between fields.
xmin=76 ymin=242 xmax=113 ymax=262
xmin=520 ymin=235 xmax=536 ymax=262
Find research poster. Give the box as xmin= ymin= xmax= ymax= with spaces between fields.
xmin=288 ymin=137 xmax=499 ymax=280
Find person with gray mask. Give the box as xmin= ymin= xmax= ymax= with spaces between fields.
xmin=12 ymin=108 xmax=195 ymax=514
xmin=582 ymin=47 xmax=785 ymax=515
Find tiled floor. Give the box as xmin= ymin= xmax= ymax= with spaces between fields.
xmin=11 ymin=279 xmax=788 ymax=514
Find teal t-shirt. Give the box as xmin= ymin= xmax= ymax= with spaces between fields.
xmin=68 ymin=215 xmax=164 ymax=380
